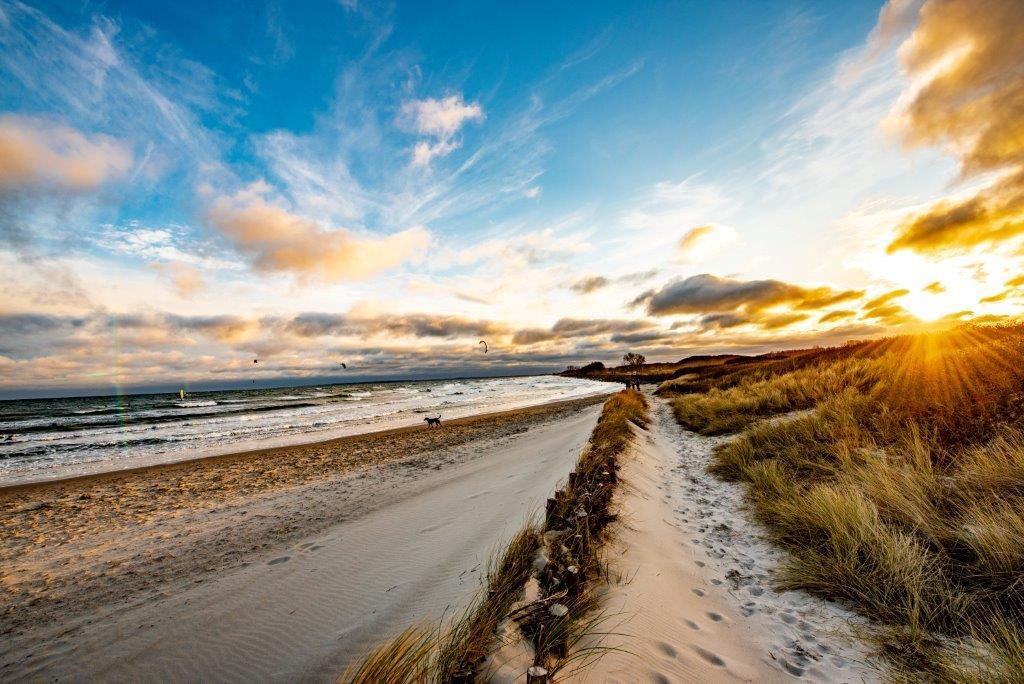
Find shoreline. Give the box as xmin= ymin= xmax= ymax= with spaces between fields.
xmin=0 ymin=393 xmax=609 ymax=662
xmin=1 ymin=391 xmax=611 ymax=493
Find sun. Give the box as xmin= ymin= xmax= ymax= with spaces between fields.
xmin=900 ymin=291 xmax=960 ymax=322
xmin=863 ymin=249 xmax=1016 ymax=323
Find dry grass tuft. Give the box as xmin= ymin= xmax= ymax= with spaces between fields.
xmin=435 ymin=526 xmax=540 ymax=680
xmin=342 ymin=625 xmax=436 ymax=684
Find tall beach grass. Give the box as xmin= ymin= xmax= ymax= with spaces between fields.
xmin=662 ymin=324 xmax=1024 ymax=679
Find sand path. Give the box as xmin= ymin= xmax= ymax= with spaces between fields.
xmin=579 ymin=395 xmax=879 ymax=682
xmin=3 ymin=401 xmax=602 ymax=682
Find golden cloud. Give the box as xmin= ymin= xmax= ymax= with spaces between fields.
xmin=677 ymin=224 xmax=738 ymax=261
xmin=865 ymin=288 xmax=909 ymax=309
xmin=886 ymin=0 xmax=1024 ymax=253
xmin=0 ymin=115 xmax=132 ymax=190
xmin=206 ymin=190 xmax=430 ymax=281
xmin=819 ymin=309 xmax=857 ymax=323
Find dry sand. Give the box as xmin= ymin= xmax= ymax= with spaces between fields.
xmin=578 ymin=395 xmax=880 ymax=683
xmin=0 ymin=394 xmax=607 ymax=681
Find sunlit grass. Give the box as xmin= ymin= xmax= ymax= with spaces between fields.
xmin=669 ymin=323 xmax=1024 ymax=678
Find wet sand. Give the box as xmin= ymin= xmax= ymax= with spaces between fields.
xmin=0 ymin=393 xmax=608 ymax=680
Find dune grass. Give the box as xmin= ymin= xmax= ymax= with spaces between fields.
xmin=664 ymin=324 xmax=1024 ymax=679
xmin=342 ymin=389 xmax=647 ymax=683
xmin=344 ymin=625 xmax=437 ymax=684
xmin=434 ymin=526 xmax=540 ymax=680
xmin=341 ymin=525 xmax=540 ymax=683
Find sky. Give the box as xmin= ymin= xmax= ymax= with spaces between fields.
xmin=1 ymin=0 xmax=1022 ymax=398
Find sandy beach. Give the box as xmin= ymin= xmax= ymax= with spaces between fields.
xmin=0 ymin=393 xmax=608 ymax=680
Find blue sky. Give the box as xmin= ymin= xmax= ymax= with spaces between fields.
xmin=1 ymin=0 xmax=1022 ymax=396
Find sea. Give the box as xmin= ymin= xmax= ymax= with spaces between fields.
xmin=0 ymin=375 xmax=610 ymax=486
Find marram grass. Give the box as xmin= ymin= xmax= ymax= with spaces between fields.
xmin=666 ymin=324 xmax=1024 ymax=680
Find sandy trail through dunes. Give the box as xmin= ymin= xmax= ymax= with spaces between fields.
xmin=578 ymin=395 xmax=880 ymax=683
xmin=1 ymin=398 xmax=604 ymax=682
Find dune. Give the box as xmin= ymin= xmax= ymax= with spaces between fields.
xmin=575 ymin=396 xmax=879 ymax=683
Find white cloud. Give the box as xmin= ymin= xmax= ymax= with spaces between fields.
xmin=401 ymin=94 xmax=484 ymax=166
xmin=411 ymin=139 xmax=458 ymax=167
xmin=403 ymin=95 xmax=484 ymax=138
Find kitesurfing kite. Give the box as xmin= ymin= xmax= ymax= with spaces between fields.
xmin=340 ymin=362 xmax=347 ymax=369
xmin=479 ymin=340 xmax=488 ymax=353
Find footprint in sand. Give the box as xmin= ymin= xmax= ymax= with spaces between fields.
xmin=657 ymin=642 xmax=678 ymax=658
xmin=419 ymin=524 xmax=442 ymax=533
xmin=691 ymin=587 xmax=705 ymax=597
xmin=685 ymin=619 xmax=700 ymax=630
xmin=781 ymin=658 xmax=805 ymax=677
xmin=692 ymin=646 xmax=726 ymax=667
xmin=267 ymin=556 xmax=290 ymax=565
xmin=706 ymin=611 xmax=724 ymax=622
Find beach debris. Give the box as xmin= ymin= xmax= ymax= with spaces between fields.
xmin=526 ymin=665 xmax=550 ymax=683
xmin=548 ymin=603 xmax=568 ymax=617
xmin=479 ymin=340 xmax=488 ymax=353
xmin=532 ymin=550 xmax=550 ymax=573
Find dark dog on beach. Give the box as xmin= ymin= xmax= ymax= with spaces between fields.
xmin=423 ymin=415 xmax=442 ymax=428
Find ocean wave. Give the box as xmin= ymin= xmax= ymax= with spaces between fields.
xmin=5 ymin=401 xmax=322 ymax=435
